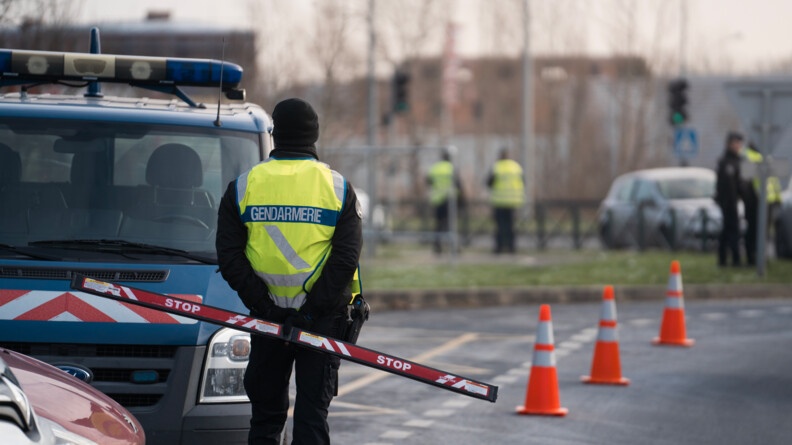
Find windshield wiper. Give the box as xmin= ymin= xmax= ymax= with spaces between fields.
xmin=0 ymin=243 xmax=60 ymax=261
xmin=28 ymin=239 xmax=217 ymax=265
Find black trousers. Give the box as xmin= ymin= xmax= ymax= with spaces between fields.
xmin=718 ymin=205 xmax=741 ymax=266
xmin=744 ymin=201 xmax=758 ymax=265
xmin=244 ymin=312 xmax=343 ymax=445
xmin=433 ymin=202 xmax=450 ymax=253
xmin=493 ymin=207 xmax=516 ymax=253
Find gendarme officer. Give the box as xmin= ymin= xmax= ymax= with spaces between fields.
xmin=715 ymin=131 xmax=744 ymax=267
xmin=216 ymin=98 xmax=362 ymax=444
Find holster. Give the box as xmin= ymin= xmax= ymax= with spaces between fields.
xmin=341 ymin=294 xmax=370 ymax=344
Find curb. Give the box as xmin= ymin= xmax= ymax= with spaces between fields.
xmin=366 ymin=284 xmax=792 ymax=312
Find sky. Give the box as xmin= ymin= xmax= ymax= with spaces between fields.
xmin=76 ymin=0 xmax=792 ymax=75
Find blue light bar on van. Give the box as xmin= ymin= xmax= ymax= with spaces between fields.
xmin=0 ymin=49 xmax=243 ymax=89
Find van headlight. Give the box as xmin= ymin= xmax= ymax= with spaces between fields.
xmin=199 ymin=328 xmax=250 ymax=403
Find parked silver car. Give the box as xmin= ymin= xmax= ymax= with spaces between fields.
xmin=774 ymin=179 xmax=792 ymax=259
xmin=598 ymin=167 xmax=722 ymax=249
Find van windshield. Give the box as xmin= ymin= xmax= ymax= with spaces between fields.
xmin=0 ymin=118 xmax=261 ymax=255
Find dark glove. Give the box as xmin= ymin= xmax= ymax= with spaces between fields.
xmin=251 ymin=300 xmax=296 ymax=324
xmin=283 ymin=311 xmax=314 ymax=336
xmin=265 ymin=306 xmax=297 ymax=323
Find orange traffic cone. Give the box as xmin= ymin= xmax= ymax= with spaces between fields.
xmin=653 ymin=260 xmax=694 ymax=347
xmin=516 ymin=304 xmax=568 ymax=416
xmin=582 ymin=285 xmax=629 ymax=385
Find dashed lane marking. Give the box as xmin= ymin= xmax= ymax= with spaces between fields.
xmin=379 ymin=430 xmax=412 ymax=440
xmin=558 ymin=340 xmax=582 ymax=350
xmin=570 ymin=332 xmax=596 ymax=342
xmin=404 ymin=419 xmax=435 ymax=428
xmin=493 ymin=374 xmax=521 ymax=384
xmin=701 ymin=312 xmax=728 ymax=321
xmin=329 ymin=401 xmax=405 ymax=417
xmin=628 ymin=318 xmax=654 ymax=327
xmin=423 ymin=409 xmax=455 ymax=417
xmin=442 ymin=399 xmax=471 ymax=408
xmin=737 ymin=309 xmax=765 ymax=318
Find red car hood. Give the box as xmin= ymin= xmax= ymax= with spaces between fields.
xmin=1 ymin=348 xmax=144 ymax=444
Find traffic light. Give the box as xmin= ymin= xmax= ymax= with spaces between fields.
xmin=392 ymin=69 xmax=410 ymax=113
xmin=668 ymin=78 xmax=689 ymax=126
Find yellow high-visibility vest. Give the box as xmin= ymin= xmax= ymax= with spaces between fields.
xmin=236 ymin=157 xmax=359 ymax=309
xmin=490 ymin=159 xmax=525 ymax=208
xmin=428 ymin=160 xmax=455 ymax=206
xmin=745 ymin=148 xmax=782 ymax=204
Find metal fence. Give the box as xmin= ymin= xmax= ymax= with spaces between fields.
xmin=324 ymin=145 xmax=721 ymax=256
xmin=366 ymin=198 xmax=602 ymax=252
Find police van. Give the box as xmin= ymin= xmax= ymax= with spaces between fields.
xmin=0 ymin=29 xmax=269 ymax=444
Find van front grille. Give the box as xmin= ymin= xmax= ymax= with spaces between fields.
xmin=0 ymin=266 xmax=168 ymax=282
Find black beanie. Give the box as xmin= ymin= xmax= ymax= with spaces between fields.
xmin=272 ymin=98 xmax=319 ymax=148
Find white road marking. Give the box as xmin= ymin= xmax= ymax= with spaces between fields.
xmin=507 ymin=367 xmax=528 ymax=375
xmin=329 ymin=401 xmax=404 ymax=417
xmin=493 ymin=374 xmax=521 ymax=384
xmin=738 ymin=309 xmax=764 ymax=318
xmin=570 ymin=332 xmax=596 ymax=342
xmin=555 ymin=349 xmax=570 ymax=358
xmin=380 ymin=430 xmax=412 ymax=439
xmin=404 ymin=419 xmax=435 ymax=428
xmin=423 ymin=409 xmax=455 ymax=417
xmin=558 ymin=340 xmax=582 ymax=350
xmin=701 ymin=312 xmax=728 ymax=321
xmin=442 ymin=399 xmax=471 ymax=408
xmin=628 ymin=318 xmax=654 ymax=327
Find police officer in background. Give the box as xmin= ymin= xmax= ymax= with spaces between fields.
xmin=216 ymin=98 xmax=362 ymax=444
xmin=486 ymin=148 xmax=525 ymax=254
xmin=715 ymin=131 xmax=744 ymax=267
xmin=427 ymin=150 xmax=464 ymax=254
xmin=742 ymin=142 xmax=783 ymax=264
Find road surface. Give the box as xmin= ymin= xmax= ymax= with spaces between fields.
xmin=309 ymin=298 xmax=792 ymax=444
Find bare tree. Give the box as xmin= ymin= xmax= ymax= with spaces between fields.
xmin=0 ymin=0 xmax=82 ymax=49
xmin=245 ymin=0 xmax=313 ymax=107
xmin=307 ymin=0 xmax=364 ymax=148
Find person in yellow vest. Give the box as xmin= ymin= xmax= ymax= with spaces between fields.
xmin=742 ymin=143 xmax=782 ymax=264
xmin=216 ymin=98 xmax=362 ymax=445
xmin=427 ymin=150 xmax=465 ymax=253
xmin=486 ymin=148 xmax=525 ymax=253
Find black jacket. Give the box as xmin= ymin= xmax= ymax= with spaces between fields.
xmin=215 ymin=148 xmax=362 ymax=317
xmin=715 ymin=149 xmax=742 ymax=212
